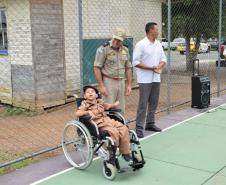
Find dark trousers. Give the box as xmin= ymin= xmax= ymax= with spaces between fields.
xmin=135 ymin=82 xmax=160 ymax=133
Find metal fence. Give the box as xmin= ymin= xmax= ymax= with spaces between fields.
xmin=0 ymin=0 xmax=226 ymax=170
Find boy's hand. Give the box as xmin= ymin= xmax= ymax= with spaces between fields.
xmin=88 ymin=111 xmax=96 ymax=119
xmin=113 ymin=101 xmax=120 ymax=107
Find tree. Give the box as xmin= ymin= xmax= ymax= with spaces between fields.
xmin=163 ymin=0 xmax=220 ymax=71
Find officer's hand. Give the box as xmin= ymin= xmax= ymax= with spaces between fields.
xmin=125 ymin=85 xmax=132 ymax=96
xmin=100 ymin=85 xmax=108 ymax=96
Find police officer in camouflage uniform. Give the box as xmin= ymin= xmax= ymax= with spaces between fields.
xmin=94 ymin=28 xmax=132 ymax=115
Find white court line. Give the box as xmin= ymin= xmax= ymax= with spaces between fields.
xmin=31 ymin=103 xmax=226 ymax=185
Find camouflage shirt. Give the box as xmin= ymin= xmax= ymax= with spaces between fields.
xmin=94 ymin=40 xmax=132 ymax=78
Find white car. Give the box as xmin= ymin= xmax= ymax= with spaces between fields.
xmin=159 ymin=38 xmax=169 ymax=49
xmin=199 ymin=42 xmax=210 ymax=53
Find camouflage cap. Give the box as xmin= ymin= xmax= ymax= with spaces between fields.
xmin=112 ymin=28 xmax=126 ymax=41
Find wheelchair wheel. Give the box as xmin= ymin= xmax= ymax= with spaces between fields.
xmin=103 ymin=163 xmax=117 ymax=180
xmin=62 ymin=120 xmax=94 ymax=169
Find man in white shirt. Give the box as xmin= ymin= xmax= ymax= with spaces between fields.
xmin=133 ymin=22 xmax=167 ymax=138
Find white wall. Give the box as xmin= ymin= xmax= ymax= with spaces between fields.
xmin=0 ymin=0 xmax=10 ymax=103
xmin=130 ymin=0 xmax=163 ymax=44
xmin=7 ymin=0 xmax=32 ymax=66
xmin=0 ymin=0 xmax=33 ymax=105
xmin=63 ymin=0 xmax=163 ymax=95
xmin=63 ymin=0 xmax=80 ymax=96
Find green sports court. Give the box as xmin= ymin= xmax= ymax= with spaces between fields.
xmin=31 ymin=103 xmax=226 ymax=185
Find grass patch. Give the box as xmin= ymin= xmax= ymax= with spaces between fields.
xmin=0 ymin=158 xmax=39 ymax=175
xmin=0 ymin=105 xmax=39 ymax=117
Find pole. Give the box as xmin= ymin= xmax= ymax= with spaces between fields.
xmin=167 ymin=0 xmax=171 ymax=114
xmin=78 ymin=0 xmax=83 ymax=96
xmin=217 ymin=0 xmax=222 ymax=97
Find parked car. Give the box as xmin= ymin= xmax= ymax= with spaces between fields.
xmin=220 ymin=40 xmax=226 ymax=59
xmin=159 ymin=38 xmax=169 ymax=49
xmin=171 ymin=37 xmax=185 ymax=50
xmin=177 ymin=41 xmax=210 ymax=55
xmin=199 ymin=40 xmax=210 ymax=53
xmin=177 ymin=41 xmax=195 ymax=55
xmin=208 ymin=38 xmax=218 ymax=50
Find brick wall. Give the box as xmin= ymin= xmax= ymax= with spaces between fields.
xmin=30 ymin=0 xmax=65 ymax=108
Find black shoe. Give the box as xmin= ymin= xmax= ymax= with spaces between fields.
xmin=145 ymin=124 xmax=162 ymax=132
xmin=136 ymin=130 xmax=144 ymax=138
xmin=122 ymin=154 xmax=132 ymax=162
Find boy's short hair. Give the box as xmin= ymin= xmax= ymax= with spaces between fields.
xmin=83 ymin=85 xmax=99 ymax=94
xmin=83 ymin=85 xmax=101 ymax=99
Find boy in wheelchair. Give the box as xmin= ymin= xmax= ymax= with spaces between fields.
xmin=75 ymin=85 xmax=132 ymax=162
xmin=62 ymin=85 xmax=145 ymax=180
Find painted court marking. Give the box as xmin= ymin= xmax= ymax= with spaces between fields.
xmin=31 ymin=103 xmax=226 ymax=185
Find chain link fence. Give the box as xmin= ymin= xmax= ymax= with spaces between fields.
xmin=0 ymin=0 xmax=226 ymax=171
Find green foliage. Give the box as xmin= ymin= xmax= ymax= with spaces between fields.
xmin=163 ymin=0 xmax=220 ymax=39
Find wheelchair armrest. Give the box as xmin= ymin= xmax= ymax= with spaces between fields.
xmin=106 ymin=108 xmax=122 ymax=113
xmin=79 ymin=115 xmax=91 ymax=122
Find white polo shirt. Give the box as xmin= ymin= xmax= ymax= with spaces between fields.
xmin=223 ymin=48 xmax=226 ymax=55
xmin=133 ymin=37 xmax=167 ymax=83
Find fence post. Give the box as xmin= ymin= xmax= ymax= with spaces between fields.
xmin=78 ymin=0 xmax=83 ymax=96
xmin=167 ymin=0 xmax=171 ymax=114
xmin=217 ymin=0 xmax=222 ymax=97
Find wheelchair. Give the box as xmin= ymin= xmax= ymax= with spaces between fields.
xmin=61 ymin=98 xmax=145 ymax=180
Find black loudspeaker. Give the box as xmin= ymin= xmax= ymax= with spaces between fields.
xmin=191 ymin=59 xmax=210 ymax=108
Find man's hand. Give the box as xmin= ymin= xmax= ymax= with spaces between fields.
xmin=99 ymin=85 xmax=108 ymax=96
xmin=153 ymin=67 xmax=162 ymax=74
xmin=125 ymin=85 xmax=132 ymax=96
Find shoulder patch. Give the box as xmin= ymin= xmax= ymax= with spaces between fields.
xmin=97 ymin=47 xmax=104 ymax=53
xmin=102 ymin=41 xmax=110 ymax=47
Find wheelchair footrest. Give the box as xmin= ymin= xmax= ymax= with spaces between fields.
xmin=130 ymin=160 xmax=145 ymax=171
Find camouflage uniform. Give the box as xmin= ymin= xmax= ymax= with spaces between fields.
xmin=94 ymin=40 xmax=132 ymax=114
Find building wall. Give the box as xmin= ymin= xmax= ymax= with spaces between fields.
xmin=63 ymin=0 xmax=80 ymax=96
xmin=0 ymin=0 xmax=34 ymax=107
xmin=63 ymin=0 xmax=163 ymax=96
xmin=0 ymin=0 xmax=11 ymax=104
xmin=130 ymin=0 xmax=163 ymax=44
xmin=0 ymin=0 xmax=163 ymax=108
xmin=9 ymin=0 xmax=34 ymax=109
xmin=0 ymin=0 xmax=10 ymax=103
xmin=30 ymin=0 xmax=65 ymax=108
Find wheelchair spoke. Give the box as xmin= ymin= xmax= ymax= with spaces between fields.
xmin=62 ymin=120 xmax=94 ymax=169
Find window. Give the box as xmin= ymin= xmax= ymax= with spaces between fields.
xmin=0 ymin=9 xmax=8 ymax=55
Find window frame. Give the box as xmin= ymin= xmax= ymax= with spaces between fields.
xmin=0 ymin=8 xmax=8 ymax=55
